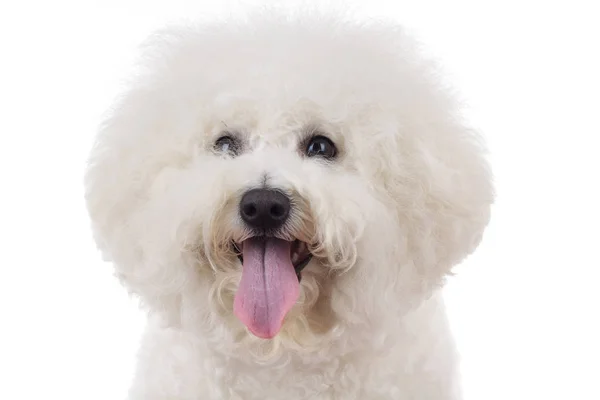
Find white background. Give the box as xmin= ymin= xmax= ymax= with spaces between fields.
xmin=0 ymin=1 xmax=598 ymax=399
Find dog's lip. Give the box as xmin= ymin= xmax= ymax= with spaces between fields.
xmin=233 ymin=238 xmax=313 ymax=278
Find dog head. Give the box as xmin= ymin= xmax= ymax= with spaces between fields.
xmin=85 ymin=13 xmax=493 ymax=357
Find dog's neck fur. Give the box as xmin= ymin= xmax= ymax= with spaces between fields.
xmin=128 ymin=291 xmax=461 ymax=400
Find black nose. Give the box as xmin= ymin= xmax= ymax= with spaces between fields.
xmin=239 ymin=189 xmax=291 ymax=230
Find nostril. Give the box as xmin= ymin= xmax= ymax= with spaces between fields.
xmin=243 ymin=204 xmax=257 ymax=218
xmin=270 ymin=204 xmax=285 ymax=219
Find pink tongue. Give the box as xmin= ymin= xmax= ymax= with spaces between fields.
xmin=233 ymin=237 xmax=299 ymax=339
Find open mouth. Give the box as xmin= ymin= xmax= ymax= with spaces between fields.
xmin=232 ymin=237 xmax=313 ymax=339
xmin=233 ymin=238 xmax=313 ymax=280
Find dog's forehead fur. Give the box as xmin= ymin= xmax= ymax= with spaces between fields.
xmin=132 ymin=15 xmax=441 ymax=148
xmin=146 ymin=16 xmax=413 ymax=102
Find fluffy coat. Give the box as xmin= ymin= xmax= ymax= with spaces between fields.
xmin=85 ymin=10 xmax=493 ymax=400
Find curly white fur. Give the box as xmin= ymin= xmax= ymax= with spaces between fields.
xmin=85 ymin=9 xmax=493 ymax=400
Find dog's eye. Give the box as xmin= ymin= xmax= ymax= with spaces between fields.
xmin=214 ymin=135 xmax=240 ymax=156
xmin=305 ymin=136 xmax=337 ymax=159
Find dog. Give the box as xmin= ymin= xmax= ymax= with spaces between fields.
xmin=85 ymin=9 xmax=493 ymax=400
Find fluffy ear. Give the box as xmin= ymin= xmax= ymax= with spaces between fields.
xmin=84 ymin=91 xmax=156 ymax=265
xmin=84 ymin=90 xmax=208 ymax=318
xmin=368 ymin=102 xmax=494 ymax=291
xmin=84 ymin=109 xmax=137 ymax=263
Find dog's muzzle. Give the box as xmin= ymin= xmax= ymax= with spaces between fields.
xmin=233 ymin=189 xmax=313 ymax=339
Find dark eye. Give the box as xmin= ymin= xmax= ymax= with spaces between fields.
xmin=214 ymin=135 xmax=240 ymax=156
xmin=305 ymin=135 xmax=337 ymax=159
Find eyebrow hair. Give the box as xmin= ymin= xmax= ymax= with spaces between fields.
xmin=302 ymin=123 xmax=323 ymax=137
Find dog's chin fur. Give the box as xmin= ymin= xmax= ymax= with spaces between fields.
xmin=85 ymin=9 xmax=493 ymax=400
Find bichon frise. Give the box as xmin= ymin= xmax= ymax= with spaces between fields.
xmin=85 ymin=10 xmax=493 ymax=400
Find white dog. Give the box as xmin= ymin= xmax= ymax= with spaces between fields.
xmin=85 ymin=10 xmax=493 ymax=400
